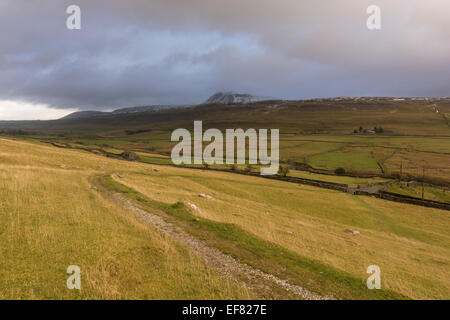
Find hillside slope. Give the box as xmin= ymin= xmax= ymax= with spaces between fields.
xmin=0 ymin=138 xmax=250 ymax=299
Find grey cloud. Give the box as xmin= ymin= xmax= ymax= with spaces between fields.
xmin=1 ymin=0 xmax=450 ymax=111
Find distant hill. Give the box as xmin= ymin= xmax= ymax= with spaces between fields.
xmin=1 ymin=97 xmax=449 ymax=137
xmin=61 ymin=110 xmax=107 ymax=120
xmin=112 ymin=105 xmax=178 ymax=114
xmin=62 ymin=92 xmax=270 ymax=121
xmin=62 ymin=105 xmax=180 ymax=120
xmin=205 ymin=92 xmax=268 ymax=104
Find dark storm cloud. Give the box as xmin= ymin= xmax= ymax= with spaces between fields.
xmin=1 ymin=0 xmax=450 ymax=111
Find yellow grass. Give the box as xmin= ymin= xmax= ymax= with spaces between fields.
xmin=1 ymin=137 xmax=449 ymax=299
xmin=115 ymin=165 xmax=450 ymax=300
xmin=0 ymin=138 xmax=250 ymax=299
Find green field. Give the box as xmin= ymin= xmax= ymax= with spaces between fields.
xmin=288 ymin=170 xmax=390 ymax=187
xmin=388 ymin=184 xmax=450 ymax=203
xmin=6 ymin=98 xmax=447 ymax=185
xmin=26 ymin=131 xmax=449 ymax=187
xmin=307 ymin=148 xmax=380 ymax=171
xmin=3 ymin=98 xmax=448 ymax=186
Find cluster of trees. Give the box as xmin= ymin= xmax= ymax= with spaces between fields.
xmin=353 ymin=126 xmax=384 ymax=134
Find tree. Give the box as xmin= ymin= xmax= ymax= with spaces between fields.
xmin=278 ymin=166 xmax=290 ymax=177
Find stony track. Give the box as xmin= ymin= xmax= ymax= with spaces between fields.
xmin=94 ymin=175 xmax=333 ymax=300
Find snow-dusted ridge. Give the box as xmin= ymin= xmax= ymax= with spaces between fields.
xmin=204 ymin=92 xmax=272 ymax=104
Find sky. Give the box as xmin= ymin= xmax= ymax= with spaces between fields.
xmin=1 ymin=0 xmax=450 ymax=119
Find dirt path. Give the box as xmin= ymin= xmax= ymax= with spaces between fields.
xmin=93 ymin=176 xmax=333 ymax=300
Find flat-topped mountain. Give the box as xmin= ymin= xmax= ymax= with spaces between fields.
xmin=204 ymin=92 xmax=265 ymax=104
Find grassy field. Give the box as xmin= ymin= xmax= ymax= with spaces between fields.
xmin=1 ymin=138 xmax=449 ymax=299
xmin=387 ymin=184 xmax=450 ymax=203
xmin=0 ymin=138 xmax=251 ymax=299
xmin=3 ymin=98 xmax=450 ymax=184
xmin=1 ymin=100 xmax=449 ymax=299
xmin=101 ymin=175 xmax=406 ymax=300
xmin=107 ymin=156 xmax=449 ymax=299
xmin=58 ymin=137 xmax=450 ymax=188
xmin=288 ymin=170 xmax=390 ymax=187
xmin=306 ymin=147 xmax=380 ymax=172
xmin=20 ymin=131 xmax=450 ymax=187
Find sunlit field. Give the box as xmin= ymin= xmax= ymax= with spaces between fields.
xmin=1 ymin=137 xmax=449 ymax=300
xmin=114 ymin=166 xmax=450 ymax=300
xmin=0 ymin=138 xmax=250 ymax=299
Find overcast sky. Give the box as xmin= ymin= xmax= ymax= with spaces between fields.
xmin=1 ymin=0 xmax=450 ymax=119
